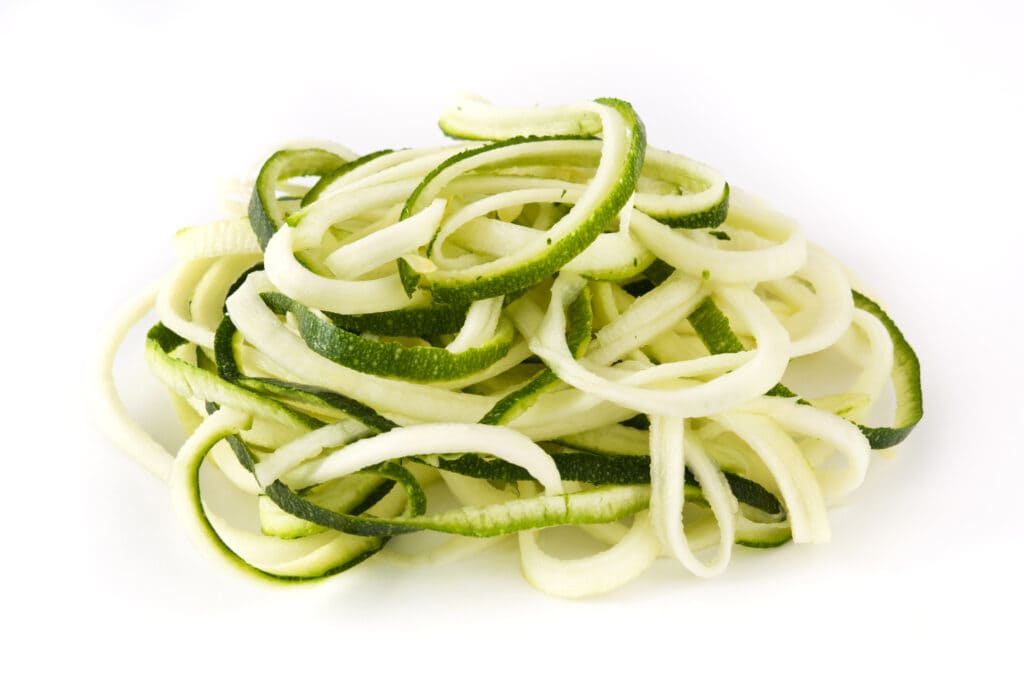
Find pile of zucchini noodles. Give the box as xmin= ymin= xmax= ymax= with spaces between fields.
xmin=97 ymin=96 xmax=922 ymax=597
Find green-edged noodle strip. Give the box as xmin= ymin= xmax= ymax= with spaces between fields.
xmin=261 ymin=292 xmax=514 ymax=382
xmin=647 ymin=182 xmax=730 ymax=229
xmin=214 ymin=315 xmax=243 ymax=381
xmin=479 ymin=369 xmax=559 ymax=426
xmin=325 ymin=301 xmax=469 ymax=337
xmin=177 ymin=413 xmax=388 ymax=582
xmin=687 ymin=297 xmax=746 ymax=355
xmin=147 ymin=323 xmax=319 ymax=431
xmin=249 ymin=148 xmax=350 ymax=249
xmin=725 ymin=471 xmax=783 ymax=515
xmin=686 ymin=295 xmax=796 ymax=399
xmin=427 ymin=451 xmax=649 ymax=485
xmin=851 ymin=291 xmax=923 ymax=448
xmin=480 ymin=286 xmax=592 ymax=425
xmin=301 ymin=149 xmax=394 ymax=207
xmin=235 ymin=378 xmax=399 ymax=434
xmin=259 ymin=472 xmax=396 ymax=539
xmin=735 ymin=516 xmax=793 ymax=548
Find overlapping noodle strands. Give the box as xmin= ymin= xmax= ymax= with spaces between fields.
xmin=96 ymin=95 xmax=922 ymax=597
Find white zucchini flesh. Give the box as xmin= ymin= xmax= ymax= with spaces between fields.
xmin=648 ymin=417 xmax=736 ymax=577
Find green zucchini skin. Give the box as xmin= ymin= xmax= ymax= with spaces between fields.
xmin=302 ymin=149 xmax=394 ymax=207
xmin=850 ymin=291 xmax=923 ymax=449
xmin=261 ymin=292 xmax=514 ymax=383
xmin=249 ymin=148 xmax=350 ymax=249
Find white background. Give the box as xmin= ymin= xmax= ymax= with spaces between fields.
xmin=2 ymin=0 xmax=1021 ymax=679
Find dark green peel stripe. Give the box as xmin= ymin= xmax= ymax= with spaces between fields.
xmin=564 ymin=285 xmax=595 ymax=357
xmin=620 ymin=414 xmax=650 ymax=430
xmin=147 ymin=323 xmax=188 ymax=354
xmin=765 ymin=384 xmax=798 ymax=398
xmin=363 ymin=461 xmax=427 ymax=516
xmin=397 ymin=257 xmax=422 ymax=297
xmin=642 ymin=259 xmax=675 ymax=286
xmin=621 ymin=280 xmax=655 ymax=298
xmin=851 ymin=291 xmax=923 ymax=448
xmin=723 ymin=472 xmax=782 ymax=515
xmin=687 ymin=296 xmax=802 ymax=401
xmin=301 ymin=149 xmax=394 ymax=207
xmin=735 ymin=521 xmax=793 ymax=548
xmin=687 ymin=297 xmax=746 ymax=354
xmin=223 ymin=264 xmax=265 ymax=311
xmin=249 ymin=148 xmax=349 ymax=250
xmin=326 ymin=302 xmax=468 ymax=337
xmin=213 ymin=316 xmax=242 ymax=381
xmin=479 ymin=369 xmax=558 ymax=426
xmin=428 ymin=451 xmax=648 ymax=485
xmin=215 ymin=264 xmax=267 ymax=381
xmin=260 ymin=476 xmax=398 ymax=539
xmin=236 ymin=378 xmax=398 ymax=434
xmin=647 ymin=183 xmax=730 ymax=229
xmin=261 ymin=292 xmax=513 ymax=382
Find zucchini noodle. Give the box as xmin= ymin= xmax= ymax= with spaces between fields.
xmin=96 ymin=95 xmax=922 ymax=597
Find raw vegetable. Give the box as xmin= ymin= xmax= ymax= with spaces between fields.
xmin=96 ymin=95 xmax=922 ymax=597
